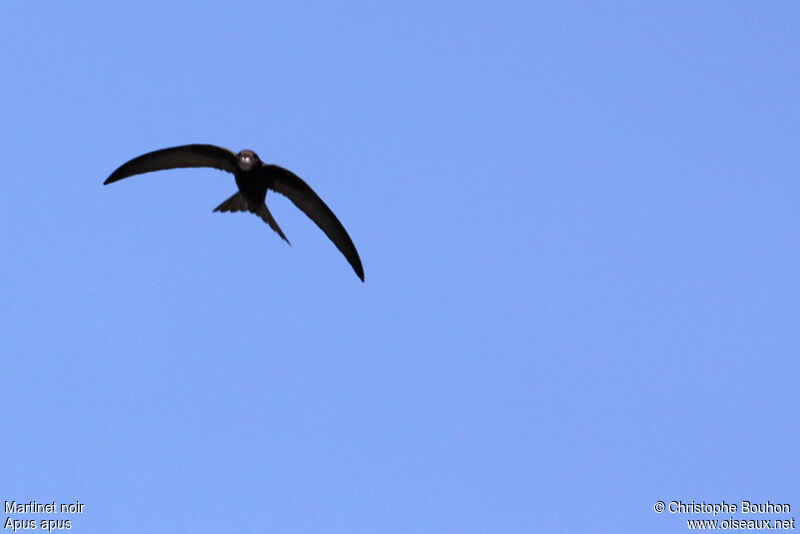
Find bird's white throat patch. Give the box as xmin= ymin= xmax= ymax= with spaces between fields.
xmin=238 ymin=157 xmax=254 ymax=171
xmin=238 ymin=150 xmax=259 ymax=171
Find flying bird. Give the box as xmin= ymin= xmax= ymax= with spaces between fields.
xmin=104 ymin=144 xmax=364 ymax=281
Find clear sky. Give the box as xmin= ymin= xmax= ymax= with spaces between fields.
xmin=1 ymin=2 xmax=798 ymax=532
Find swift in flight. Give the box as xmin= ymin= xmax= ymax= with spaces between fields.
xmin=104 ymin=144 xmax=364 ymax=281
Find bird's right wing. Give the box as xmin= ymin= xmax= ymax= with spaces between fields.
xmin=104 ymin=144 xmax=238 ymax=184
xmin=264 ymin=164 xmax=364 ymax=281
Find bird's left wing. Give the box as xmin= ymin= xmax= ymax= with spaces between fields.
xmin=264 ymin=165 xmax=364 ymax=281
xmin=104 ymin=144 xmax=238 ymax=184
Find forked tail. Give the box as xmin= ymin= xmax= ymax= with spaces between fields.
xmin=213 ymin=192 xmax=290 ymax=244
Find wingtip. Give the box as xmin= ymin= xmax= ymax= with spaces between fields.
xmin=351 ymin=256 xmax=364 ymax=282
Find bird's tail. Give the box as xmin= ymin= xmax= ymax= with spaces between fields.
xmin=213 ymin=192 xmax=290 ymax=244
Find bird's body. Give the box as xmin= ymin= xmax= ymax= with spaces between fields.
xmin=104 ymin=144 xmax=364 ymax=281
xmin=232 ymin=149 xmax=268 ymax=202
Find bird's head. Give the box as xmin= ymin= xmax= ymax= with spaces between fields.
xmin=237 ymin=150 xmax=261 ymax=171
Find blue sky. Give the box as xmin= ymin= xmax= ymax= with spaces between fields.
xmin=1 ymin=2 xmax=798 ymax=532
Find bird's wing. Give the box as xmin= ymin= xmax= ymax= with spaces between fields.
xmin=104 ymin=144 xmax=238 ymax=185
xmin=263 ymin=164 xmax=364 ymax=281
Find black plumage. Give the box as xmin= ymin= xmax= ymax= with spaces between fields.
xmin=104 ymin=144 xmax=364 ymax=281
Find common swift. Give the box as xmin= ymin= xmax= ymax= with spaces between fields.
xmin=104 ymin=144 xmax=364 ymax=281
